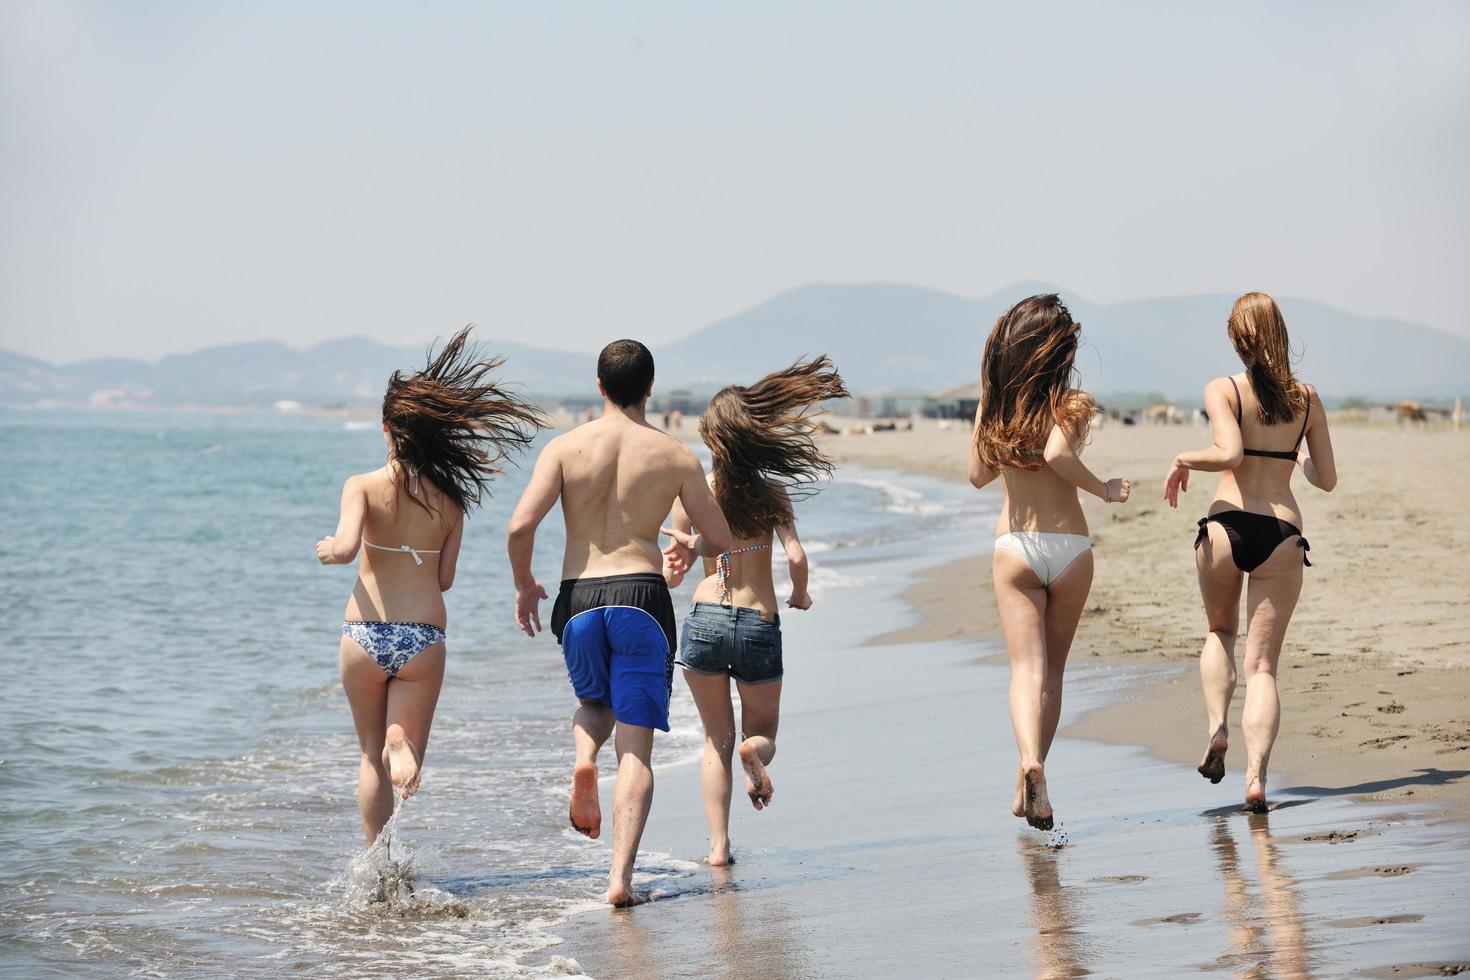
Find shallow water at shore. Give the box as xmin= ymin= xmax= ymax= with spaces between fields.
xmin=0 ymin=410 xmax=993 ymax=977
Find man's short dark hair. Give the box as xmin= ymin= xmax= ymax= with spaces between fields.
xmin=597 ymin=339 xmax=655 ymax=408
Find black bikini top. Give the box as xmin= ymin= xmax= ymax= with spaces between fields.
xmin=1227 ymin=377 xmax=1310 ymax=461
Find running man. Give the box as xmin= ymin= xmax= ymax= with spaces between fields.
xmin=507 ymin=339 xmax=732 ymax=906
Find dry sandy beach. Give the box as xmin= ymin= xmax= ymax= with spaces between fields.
xmin=833 ymin=420 xmax=1470 ymax=821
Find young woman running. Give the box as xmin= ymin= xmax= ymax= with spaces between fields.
xmin=662 ymin=357 xmax=848 ymax=866
xmin=317 ymin=327 xmax=544 ymax=842
xmin=968 ymin=295 xmax=1131 ymax=831
xmin=1164 ymin=292 xmax=1336 ymax=812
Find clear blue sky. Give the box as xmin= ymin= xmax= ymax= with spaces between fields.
xmin=2 ymin=1 xmax=1467 ymax=362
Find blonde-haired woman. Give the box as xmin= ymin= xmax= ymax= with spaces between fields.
xmin=1164 ymin=292 xmax=1337 ymax=812
xmin=969 ymin=294 xmax=1131 ymax=831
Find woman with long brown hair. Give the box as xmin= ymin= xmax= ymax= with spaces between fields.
xmin=1164 ymin=292 xmax=1336 ymax=812
xmin=969 ymin=294 xmax=1131 ymax=831
xmin=316 ymin=327 xmax=545 ymax=842
xmin=661 ymin=356 xmax=848 ymax=866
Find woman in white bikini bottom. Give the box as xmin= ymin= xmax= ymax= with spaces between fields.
xmin=993 ymin=532 xmax=1091 ymax=587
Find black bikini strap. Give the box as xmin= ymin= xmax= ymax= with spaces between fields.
xmin=1297 ymin=536 xmax=1311 ymax=567
xmin=1295 ymin=385 xmax=1312 ymax=447
xmin=1226 ymin=377 xmax=1242 ymax=425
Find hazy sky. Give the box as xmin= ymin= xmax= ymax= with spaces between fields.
xmin=2 ymin=1 xmax=1467 ymax=363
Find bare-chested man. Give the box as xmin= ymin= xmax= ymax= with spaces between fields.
xmin=506 ymin=339 xmax=732 ymax=906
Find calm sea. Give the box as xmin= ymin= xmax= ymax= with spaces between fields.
xmin=0 ymin=409 xmax=989 ymax=978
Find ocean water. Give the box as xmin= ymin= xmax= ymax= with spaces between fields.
xmin=0 ymin=410 xmax=992 ymax=977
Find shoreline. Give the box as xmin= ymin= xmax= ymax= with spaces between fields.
xmin=830 ymin=420 xmax=1470 ymax=821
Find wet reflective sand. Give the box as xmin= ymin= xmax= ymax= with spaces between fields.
xmin=545 ymin=564 xmax=1470 ymax=978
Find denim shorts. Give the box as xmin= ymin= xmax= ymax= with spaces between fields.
xmin=677 ymin=602 xmax=783 ymax=684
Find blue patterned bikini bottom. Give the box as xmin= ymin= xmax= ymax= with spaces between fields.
xmin=342 ymin=621 xmax=446 ymax=676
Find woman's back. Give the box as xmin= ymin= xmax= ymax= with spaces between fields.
xmin=691 ymin=526 xmax=778 ymax=613
xmin=348 ymin=467 xmax=460 ymax=625
xmin=997 ymin=464 xmax=1089 ymax=536
xmin=1214 ymin=374 xmax=1312 ymax=523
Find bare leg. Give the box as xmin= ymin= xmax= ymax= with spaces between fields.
xmin=382 ymin=644 xmax=445 ymax=800
xmin=993 ymin=551 xmax=1053 ymax=829
xmin=1241 ymin=541 xmax=1303 ymax=811
xmin=606 ymin=722 xmax=655 ymax=906
xmin=1038 ymin=551 xmax=1093 ymax=763
xmin=339 ymin=638 xmax=391 ymax=843
xmin=735 ymin=677 xmax=782 ymax=811
xmin=571 ymin=701 xmax=614 ymax=838
xmin=1196 ymin=523 xmax=1244 ymax=783
xmin=683 ymin=670 xmax=737 ymax=865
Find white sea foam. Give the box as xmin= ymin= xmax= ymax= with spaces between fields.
xmin=846 ymin=476 xmax=959 ymax=516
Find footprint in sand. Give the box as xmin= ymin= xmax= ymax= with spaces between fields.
xmin=1327 ymin=914 xmax=1423 ymax=928
xmin=1327 ymin=864 xmax=1418 ymax=880
xmin=1300 ymin=829 xmax=1362 ymax=844
xmin=1132 ymin=911 xmax=1202 ymax=926
xmin=1360 ymin=962 xmax=1470 ymax=979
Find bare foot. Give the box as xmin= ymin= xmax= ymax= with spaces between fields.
xmin=706 ymin=843 xmax=734 ymax=867
xmin=1197 ymin=730 xmax=1228 ymax=784
xmin=606 ymin=883 xmax=649 ymax=907
xmin=739 ymin=740 xmax=774 ymax=811
xmin=383 ymin=728 xmax=421 ymax=800
xmin=1012 ymin=768 xmax=1026 ymax=818
xmin=569 ymin=761 xmax=601 ymax=838
xmin=1022 ymin=763 xmax=1053 ymax=831
xmin=1244 ymin=776 xmax=1268 ymax=813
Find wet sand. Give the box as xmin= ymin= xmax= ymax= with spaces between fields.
xmin=833 ymin=421 xmax=1470 ymax=821
xmin=532 ymin=480 xmax=1470 ymax=977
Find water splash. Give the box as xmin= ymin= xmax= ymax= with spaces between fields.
xmin=341 ymin=804 xmax=418 ymax=906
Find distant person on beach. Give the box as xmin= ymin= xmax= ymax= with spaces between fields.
xmin=968 ymin=295 xmax=1131 ymax=831
xmin=1164 ymin=292 xmax=1336 ymax=812
xmin=316 ymin=328 xmax=545 ymax=843
xmin=662 ymin=357 xmax=849 ymax=866
xmin=507 ymin=339 xmax=733 ymax=906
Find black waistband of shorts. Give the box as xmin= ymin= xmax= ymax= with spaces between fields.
xmin=559 ymin=572 xmax=668 ymax=591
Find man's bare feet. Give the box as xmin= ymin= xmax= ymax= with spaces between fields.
xmin=1197 ymin=730 xmax=1228 ymax=784
xmin=569 ymin=761 xmax=601 ymax=838
xmin=383 ymin=727 xmax=421 ymax=800
xmin=1012 ymin=768 xmax=1026 ymax=818
xmin=738 ymin=740 xmax=773 ymax=811
xmin=1022 ymin=763 xmax=1053 ymax=831
xmin=706 ymin=843 xmax=733 ymax=867
xmin=1244 ymin=775 xmax=1268 ymax=813
xmin=606 ymin=882 xmax=649 ymax=907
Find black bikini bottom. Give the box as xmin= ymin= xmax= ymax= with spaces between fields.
xmin=1195 ymin=511 xmax=1311 ymax=573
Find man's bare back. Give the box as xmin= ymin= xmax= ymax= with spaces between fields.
xmin=551 ymin=414 xmax=701 ymax=579
xmin=504 ymin=338 xmax=733 ymax=906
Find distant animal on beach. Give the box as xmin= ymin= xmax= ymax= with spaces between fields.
xmin=1396 ymin=400 xmax=1428 ymax=424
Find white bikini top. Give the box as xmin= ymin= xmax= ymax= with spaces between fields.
xmin=362 ymin=539 xmax=440 ymax=566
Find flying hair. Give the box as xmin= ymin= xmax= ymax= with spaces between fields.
xmin=699 ymin=356 xmax=850 ymax=539
xmin=381 ymin=326 xmax=548 ymax=517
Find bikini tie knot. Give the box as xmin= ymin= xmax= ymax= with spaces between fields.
xmin=1193 ymin=517 xmax=1211 ymax=550
xmin=399 ymin=544 xmax=424 ymax=565
xmin=1297 ymin=536 xmax=1311 ymax=567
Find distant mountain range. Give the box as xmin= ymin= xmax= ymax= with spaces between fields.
xmin=3 ymin=283 xmax=1466 ymax=408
